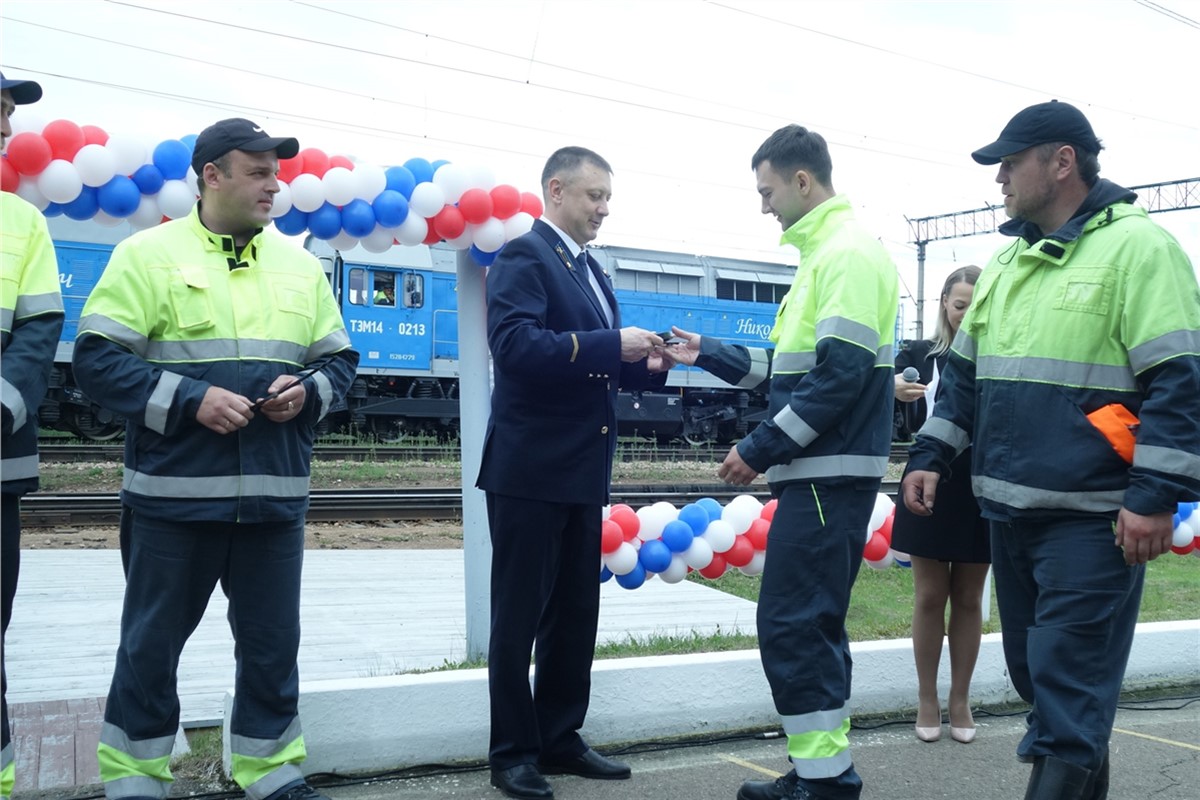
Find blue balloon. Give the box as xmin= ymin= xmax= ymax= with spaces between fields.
xmin=677 ymin=504 xmax=711 ymax=537
xmin=152 ymin=139 xmax=191 ymax=180
xmin=273 ymin=206 xmax=309 ymax=236
xmin=661 ymin=520 xmax=696 ymax=553
xmin=431 ymin=159 xmax=450 ymax=173
xmin=638 ymin=539 xmax=672 ymax=573
xmin=307 ymin=202 xmax=342 ymax=240
xmin=384 ymin=166 xmax=417 ymax=198
xmin=615 ymin=562 xmax=646 ymax=590
xmin=341 ymin=199 xmax=376 ymax=238
xmin=62 ymin=186 xmax=99 ymax=221
xmin=179 ymin=133 xmax=198 ymax=151
xmin=43 ymin=202 xmax=64 ymax=218
xmin=372 ymin=189 xmax=409 ymax=227
xmin=97 ymin=175 xmax=141 ymax=218
xmin=131 ymin=164 xmax=165 ymax=195
xmin=599 ymin=565 xmax=613 ymax=583
xmin=469 ymin=244 xmax=497 ymax=267
xmin=696 ymin=497 xmax=724 ymax=523
xmin=1179 ymin=502 xmax=1194 ymax=522
xmin=402 ymin=157 xmax=434 ymax=185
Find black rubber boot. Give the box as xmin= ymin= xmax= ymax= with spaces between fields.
xmin=1083 ymin=754 xmax=1109 ymax=800
xmin=1024 ymin=756 xmax=1091 ymax=800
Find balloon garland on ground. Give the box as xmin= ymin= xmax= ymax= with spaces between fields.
xmin=1 ymin=117 xmax=542 ymax=266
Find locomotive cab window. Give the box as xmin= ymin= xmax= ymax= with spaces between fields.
xmin=402 ymin=272 xmax=424 ymax=308
xmin=348 ymin=268 xmax=367 ymax=305
xmin=373 ymin=274 xmax=396 ymax=306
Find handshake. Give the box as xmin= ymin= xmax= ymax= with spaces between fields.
xmin=618 ymin=325 xmax=697 ymax=369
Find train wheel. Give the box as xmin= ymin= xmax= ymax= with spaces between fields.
xmin=71 ymin=408 xmax=124 ymax=441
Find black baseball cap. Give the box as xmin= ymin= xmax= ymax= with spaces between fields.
xmin=190 ymin=117 xmax=299 ymax=174
xmin=0 ymin=71 xmax=43 ymax=105
xmin=971 ymin=100 xmax=1101 ymax=165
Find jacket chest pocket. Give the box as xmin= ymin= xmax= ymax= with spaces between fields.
xmin=168 ymin=281 xmax=214 ymax=332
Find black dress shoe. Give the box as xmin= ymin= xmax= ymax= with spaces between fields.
xmin=490 ymin=764 xmax=554 ymax=799
xmin=538 ymin=748 xmax=631 ymax=780
xmin=738 ymin=770 xmax=815 ymax=800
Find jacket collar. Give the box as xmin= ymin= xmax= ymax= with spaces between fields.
xmin=189 ymin=202 xmax=265 ymax=269
xmin=998 ymin=178 xmax=1137 ymax=246
xmin=779 ymin=194 xmax=854 ymax=259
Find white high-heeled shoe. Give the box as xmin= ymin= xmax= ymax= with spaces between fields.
xmin=915 ymin=724 xmax=942 ymax=742
xmin=950 ymin=725 xmax=977 ymax=744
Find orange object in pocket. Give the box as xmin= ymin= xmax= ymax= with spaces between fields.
xmin=1085 ymin=404 xmax=1139 ymax=464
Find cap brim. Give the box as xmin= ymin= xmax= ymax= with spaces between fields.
xmin=970 ymin=139 xmax=1033 ymax=165
xmin=240 ymin=136 xmax=300 ymax=161
xmin=1 ymin=79 xmax=43 ymax=105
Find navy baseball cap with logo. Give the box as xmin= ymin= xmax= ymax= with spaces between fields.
xmin=971 ymin=100 xmax=1102 ymax=165
xmin=190 ymin=118 xmax=300 ymax=174
xmin=0 ymin=71 xmax=43 ymax=105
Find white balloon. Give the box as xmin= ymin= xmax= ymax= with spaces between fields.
xmin=128 ymin=195 xmax=162 ymax=229
xmin=328 ymin=231 xmax=360 ymax=252
xmin=503 ymin=211 xmax=535 ymax=240
xmin=91 ymin=210 xmax=125 ymax=227
xmin=408 ymin=181 xmax=446 ymax=218
xmin=739 ymin=550 xmax=766 ymax=576
xmin=444 ymin=227 xmax=475 ymax=250
xmin=892 ymin=551 xmax=912 ymax=567
xmin=352 ymin=163 xmax=387 ymax=202
xmin=703 ymin=519 xmax=737 ymax=553
xmin=605 ymin=542 xmax=639 ymax=576
xmin=658 ymin=554 xmax=689 ymax=584
xmin=322 ymin=166 xmax=357 ymax=206
xmin=270 ymin=182 xmax=293 ymax=218
xmin=9 ymin=112 xmax=47 ymax=137
xmin=683 ymin=537 xmax=714 ymax=570
xmin=1187 ymin=513 xmax=1200 ymax=539
xmin=473 ymin=218 xmax=506 ymax=253
xmin=16 ymin=177 xmax=50 ymax=210
xmin=36 ymin=159 xmax=83 ymax=204
xmin=157 ymin=179 xmax=197 ymax=219
xmin=394 ymin=213 xmax=428 ymax=246
xmin=362 ymin=225 xmax=397 ymax=253
xmin=867 ymin=492 xmax=895 ymax=537
xmin=721 ymin=503 xmax=757 ymax=536
xmin=432 ymin=162 xmax=471 ymax=204
xmin=289 ymin=173 xmax=326 ymax=213
xmin=74 ymin=143 xmax=117 ymax=187
xmin=104 ymin=135 xmax=147 ymax=176
xmin=465 ymin=163 xmax=497 ymax=191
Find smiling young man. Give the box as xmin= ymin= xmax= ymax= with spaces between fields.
xmin=662 ymin=125 xmax=899 ymax=800
xmin=902 ymin=101 xmax=1200 ymax=800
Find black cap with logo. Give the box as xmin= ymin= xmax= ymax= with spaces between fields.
xmin=190 ymin=118 xmax=299 ymax=174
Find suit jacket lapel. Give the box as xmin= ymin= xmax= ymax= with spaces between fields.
xmin=535 ymin=220 xmax=612 ymax=328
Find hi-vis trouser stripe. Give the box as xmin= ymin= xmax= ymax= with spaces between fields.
xmin=2 ymin=741 xmax=14 ymax=800
xmin=97 ymin=722 xmax=175 ymax=799
xmin=229 ymin=717 xmax=307 ymax=800
xmin=782 ymin=706 xmax=853 ymax=778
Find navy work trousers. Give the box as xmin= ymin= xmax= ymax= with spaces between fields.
xmin=759 ymin=480 xmax=877 ymax=800
xmin=990 ymin=515 xmax=1145 ymax=772
xmin=104 ymin=512 xmax=306 ymax=745
xmin=1 ymin=495 xmax=20 ymax=759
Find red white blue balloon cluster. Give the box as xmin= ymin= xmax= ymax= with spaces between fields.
xmin=1171 ymin=501 xmax=1200 ymax=557
xmin=600 ymin=492 xmax=908 ymax=590
xmin=0 ymin=118 xmax=542 ymax=266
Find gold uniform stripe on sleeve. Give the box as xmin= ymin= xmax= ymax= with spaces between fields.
xmin=570 ymin=333 xmax=580 ymax=363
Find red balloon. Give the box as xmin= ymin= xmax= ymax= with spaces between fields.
xmin=746 ymin=518 xmax=771 ymax=551
xmin=519 ymin=191 xmax=543 ymax=218
xmin=1 ymin=158 xmax=19 ymax=193
xmin=1170 ymin=541 xmax=1195 ymax=556
xmin=300 ymin=148 xmax=330 ymax=178
xmin=328 ymin=155 xmax=355 ymax=171
xmin=490 ymin=184 xmax=521 ymax=220
xmin=277 ymin=155 xmax=303 ymax=184
xmin=699 ymin=553 xmax=728 ymax=580
xmin=81 ymin=125 xmax=109 ymax=146
xmin=42 ymin=120 xmax=87 ymax=161
xmin=458 ymin=188 xmax=493 ymax=225
xmin=601 ymin=520 xmax=623 ymax=554
xmin=863 ymin=531 xmax=890 ymax=562
xmin=433 ymin=205 xmax=466 ymax=240
xmin=724 ymin=536 xmax=755 ymax=568
xmin=761 ymin=498 xmax=778 ymax=521
xmin=5 ymin=133 xmax=53 ymax=176
xmin=876 ymin=510 xmax=894 ymax=545
xmin=608 ymin=506 xmax=640 ymax=540
xmin=422 ymin=218 xmax=442 ymax=245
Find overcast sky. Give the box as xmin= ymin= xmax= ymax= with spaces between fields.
xmin=3 ymin=0 xmax=1198 ymax=337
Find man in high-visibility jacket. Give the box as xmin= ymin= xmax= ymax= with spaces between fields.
xmin=664 ymin=124 xmax=899 ymax=800
xmin=1 ymin=70 xmax=63 ymax=800
xmin=903 ymin=101 xmax=1200 ymax=800
xmin=74 ymin=118 xmax=359 ymax=800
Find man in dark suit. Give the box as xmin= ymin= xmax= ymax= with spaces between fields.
xmin=477 ymin=146 xmax=667 ymax=800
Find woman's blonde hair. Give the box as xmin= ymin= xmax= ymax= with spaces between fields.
xmin=930 ymin=265 xmax=982 ymax=357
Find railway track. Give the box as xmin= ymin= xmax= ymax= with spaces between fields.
xmin=19 ymin=481 xmax=903 ymax=527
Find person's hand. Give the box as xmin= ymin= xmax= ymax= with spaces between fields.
xmin=894 ymin=372 xmax=927 ymax=402
xmin=901 ymin=469 xmax=939 ymax=516
xmin=255 ymin=374 xmax=308 ymax=424
xmin=658 ymin=326 xmax=700 ymax=367
xmin=717 ymin=446 xmax=759 ymax=486
xmin=198 ymin=386 xmax=255 ymax=434
xmin=645 ymin=350 xmax=671 ymax=373
xmin=619 ymin=327 xmax=663 ymax=363
xmin=1114 ymin=508 xmax=1173 ymax=565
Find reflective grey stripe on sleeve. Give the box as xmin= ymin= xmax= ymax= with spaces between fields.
xmin=305 ymin=329 xmax=353 ymax=362
xmin=951 ymin=330 xmax=977 ymax=362
xmin=1 ymin=454 xmax=40 ymax=482
xmin=77 ymin=314 xmax=150 ymax=357
xmin=766 ymin=454 xmax=888 ymax=482
xmin=975 ymin=355 xmax=1137 ymax=391
xmin=771 ymin=351 xmax=816 ymax=374
xmin=1128 ymin=330 xmax=1200 ymax=374
xmin=0 ymin=308 xmax=12 ymax=331
xmin=917 ymin=416 xmax=970 ymax=455
xmin=773 ymin=405 xmax=818 ymax=448
xmin=312 ymin=371 xmax=334 ymax=421
xmin=123 ymin=470 xmax=310 ymax=498
xmin=815 ymin=316 xmax=880 ymax=352
xmin=1 ymin=377 xmax=27 ymax=431
xmin=14 ymin=290 xmax=64 ymax=319
xmin=972 ymin=475 xmax=1126 ymax=513
xmin=144 ymin=371 xmax=184 ymax=435
xmin=875 ymin=346 xmax=894 ymax=367
xmin=735 ymin=348 xmax=770 ymax=388
xmin=1133 ymin=444 xmax=1200 ymax=480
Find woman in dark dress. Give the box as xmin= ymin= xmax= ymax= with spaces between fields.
xmin=892 ymin=265 xmax=988 ymax=745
